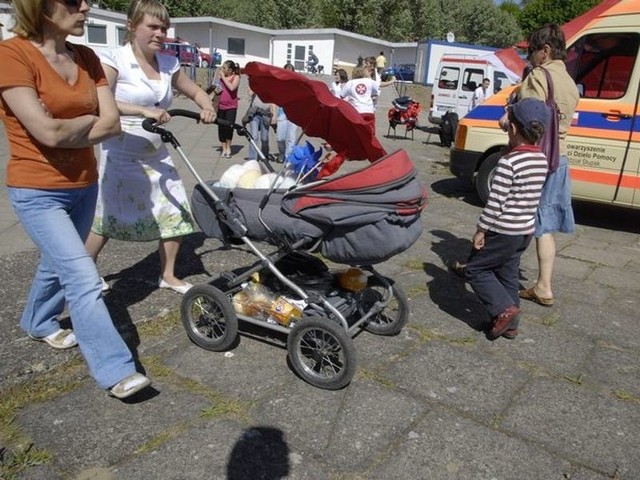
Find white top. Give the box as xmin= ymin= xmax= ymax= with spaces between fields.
xmin=329 ymin=81 xmax=343 ymax=97
xmin=340 ymin=77 xmax=380 ymax=114
xmin=92 ymin=44 xmax=194 ymax=241
xmin=100 ymin=45 xmax=179 ymax=113
xmin=471 ymin=85 xmax=492 ymax=109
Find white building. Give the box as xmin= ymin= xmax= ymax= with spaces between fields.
xmin=0 ymin=3 xmax=417 ymax=75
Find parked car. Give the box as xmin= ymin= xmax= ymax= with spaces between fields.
xmin=160 ymin=38 xmax=221 ymax=68
xmin=382 ymin=64 xmax=415 ymax=82
xmin=160 ymin=39 xmax=199 ymax=66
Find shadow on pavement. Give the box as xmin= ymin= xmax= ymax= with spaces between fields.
xmin=425 ymin=229 xmax=486 ymax=332
xmin=102 ymin=233 xmax=213 ymax=370
xmin=227 ymin=426 xmax=290 ymax=480
xmin=573 ymin=200 xmax=640 ymax=234
xmin=430 ymin=177 xmax=483 ymax=207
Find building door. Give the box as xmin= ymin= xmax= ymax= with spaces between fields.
xmin=294 ymin=45 xmax=306 ymax=71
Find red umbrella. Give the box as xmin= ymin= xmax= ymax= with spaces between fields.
xmin=242 ymin=62 xmax=386 ymax=162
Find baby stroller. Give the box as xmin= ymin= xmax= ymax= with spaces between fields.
xmin=387 ymin=96 xmax=421 ymax=140
xmin=143 ymin=63 xmax=427 ymax=390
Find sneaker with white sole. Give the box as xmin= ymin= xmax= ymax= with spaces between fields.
xmin=101 ymin=277 xmax=111 ymax=292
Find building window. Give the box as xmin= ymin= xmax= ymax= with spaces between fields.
xmin=228 ymin=38 xmax=245 ymax=55
xmin=87 ymin=24 xmax=107 ymax=45
xmin=116 ymin=26 xmax=127 ymax=46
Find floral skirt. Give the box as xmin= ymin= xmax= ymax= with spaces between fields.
xmin=92 ymin=147 xmax=194 ymax=241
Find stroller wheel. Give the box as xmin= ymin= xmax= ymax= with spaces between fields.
xmin=181 ymin=284 xmax=238 ymax=351
xmin=360 ymin=277 xmax=409 ymax=336
xmin=287 ymin=317 xmax=356 ymax=390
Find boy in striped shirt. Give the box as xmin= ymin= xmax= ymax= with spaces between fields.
xmin=465 ymin=98 xmax=551 ymax=340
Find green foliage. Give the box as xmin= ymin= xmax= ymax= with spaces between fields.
xmin=499 ymin=0 xmax=521 ymax=18
xmin=518 ymin=0 xmax=601 ymax=38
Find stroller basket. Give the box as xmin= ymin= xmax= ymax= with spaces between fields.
xmin=191 ymin=149 xmax=427 ymax=264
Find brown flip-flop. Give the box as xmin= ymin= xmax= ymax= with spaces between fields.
xmin=519 ymin=287 xmax=554 ymax=306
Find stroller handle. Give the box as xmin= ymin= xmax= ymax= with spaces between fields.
xmin=142 ymin=109 xmax=245 ymax=135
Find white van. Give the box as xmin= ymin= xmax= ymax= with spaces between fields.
xmin=428 ymin=53 xmax=523 ymax=124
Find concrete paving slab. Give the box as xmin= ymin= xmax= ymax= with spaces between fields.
xmin=371 ymin=407 xmax=575 ymax=479
xmin=502 ymin=377 xmax=640 ymax=477
xmin=17 ymin=381 xmax=211 ymax=474
xmin=384 ymin=340 xmax=532 ymax=423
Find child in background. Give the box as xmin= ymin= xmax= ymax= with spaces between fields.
xmin=465 ymin=98 xmax=550 ymax=340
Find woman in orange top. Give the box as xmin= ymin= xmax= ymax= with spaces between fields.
xmin=0 ymin=0 xmax=150 ymax=399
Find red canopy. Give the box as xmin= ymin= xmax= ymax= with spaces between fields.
xmin=242 ymin=62 xmax=386 ymax=162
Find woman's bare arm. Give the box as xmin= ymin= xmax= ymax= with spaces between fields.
xmin=1 ymin=84 xmax=120 ymax=148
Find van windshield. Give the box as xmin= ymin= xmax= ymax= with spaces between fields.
xmin=567 ymin=32 xmax=640 ymax=100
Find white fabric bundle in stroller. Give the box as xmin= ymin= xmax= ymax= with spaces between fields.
xmin=191 ymin=149 xmax=426 ymax=265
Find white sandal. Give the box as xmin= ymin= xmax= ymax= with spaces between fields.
xmin=108 ymin=373 xmax=151 ymax=399
xmin=158 ymin=277 xmax=193 ymax=295
xmin=29 ymin=329 xmax=78 ymax=350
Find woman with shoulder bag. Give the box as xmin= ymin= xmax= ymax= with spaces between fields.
xmin=515 ymin=23 xmax=580 ymax=307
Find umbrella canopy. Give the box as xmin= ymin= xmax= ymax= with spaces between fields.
xmin=243 ymin=62 xmax=386 ymax=162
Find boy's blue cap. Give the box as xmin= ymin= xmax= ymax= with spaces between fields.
xmin=510 ymin=97 xmax=551 ymax=129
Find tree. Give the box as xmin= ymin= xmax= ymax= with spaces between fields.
xmin=518 ymin=0 xmax=600 ymax=37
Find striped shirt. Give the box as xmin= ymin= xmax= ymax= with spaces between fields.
xmin=477 ymin=144 xmax=548 ymax=235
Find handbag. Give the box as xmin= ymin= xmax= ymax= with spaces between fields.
xmin=540 ymin=67 xmax=561 ymax=173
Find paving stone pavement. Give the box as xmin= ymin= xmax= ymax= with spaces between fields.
xmin=0 ymin=77 xmax=639 ymax=480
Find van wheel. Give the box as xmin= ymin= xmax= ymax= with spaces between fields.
xmin=476 ymin=152 xmax=501 ymax=204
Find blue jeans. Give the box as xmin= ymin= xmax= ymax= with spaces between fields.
xmin=277 ymin=115 xmax=298 ymax=160
xmin=248 ymin=114 xmax=271 ymax=160
xmin=9 ymin=184 xmax=136 ymax=389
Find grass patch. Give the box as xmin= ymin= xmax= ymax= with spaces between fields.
xmin=200 ymin=397 xmax=248 ymax=419
xmin=356 ymin=367 xmax=395 ymax=388
xmin=134 ymin=423 xmax=188 ymax=454
xmin=563 ymin=374 xmax=584 ymax=385
xmin=407 ymin=324 xmax=440 ymax=342
xmin=408 ymin=284 xmax=428 ymax=297
xmin=0 ymin=360 xmax=85 ymax=444
xmin=613 ymin=389 xmax=640 ymax=403
xmin=541 ymin=313 xmax=561 ymax=327
xmin=140 ymin=355 xmax=174 ymax=378
xmin=447 ymin=335 xmax=477 ymax=345
xmin=403 ymin=259 xmax=425 ymax=271
xmin=0 ymin=359 xmax=85 ymax=479
xmin=0 ymin=444 xmax=52 ymax=480
xmin=136 ymin=310 xmax=181 ymax=338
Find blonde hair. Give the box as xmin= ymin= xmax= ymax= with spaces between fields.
xmin=125 ymin=0 xmax=170 ymax=44
xmin=10 ymin=0 xmax=47 ymax=41
xmin=351 ymin=66 xmax=366 ymax=79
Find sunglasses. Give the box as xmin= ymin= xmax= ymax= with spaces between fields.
xmin=62 ymin=0 xmax=91 ymax=9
